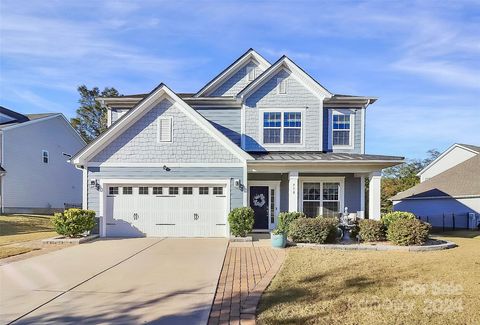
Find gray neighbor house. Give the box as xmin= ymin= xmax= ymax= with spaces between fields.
xmin=0 ymin=106 xmax=85 ymax=214
xmin=71 ymin=49 xmax=404 ymax=238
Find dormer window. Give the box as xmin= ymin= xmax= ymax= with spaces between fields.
xmin=246 ymin=66 xmax=255 ymax=81
xmin=332 ymin=110 xmax=354 ymax=148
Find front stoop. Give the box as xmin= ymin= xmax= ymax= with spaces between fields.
xmin=208 ymin=243 xmax=286 ymax=325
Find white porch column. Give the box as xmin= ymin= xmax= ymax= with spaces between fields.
xmin=368 ymin=171 xmax=382 ymax=220
xmin=288 ymin=171 xmax=299 ymax=212
xmin=359 ymin=175 xmax=365 ymax=218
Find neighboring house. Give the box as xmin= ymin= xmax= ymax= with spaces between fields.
xmin=392 ymin=143 xmax=480 ymax=229
xmin=0 ymin=106 xmax=86 ymax=214
xmin=71 ymin=49 xmax=404 ymax=238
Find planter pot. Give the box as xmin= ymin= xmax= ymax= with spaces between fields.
xmin=271 ymin=233 xmax=287 ymax=248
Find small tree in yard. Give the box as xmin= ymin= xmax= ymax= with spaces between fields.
xmin=228 ymin=207 xmax=254 ymax=237
xmin=52 ymin=209 xmax=96 ymax=237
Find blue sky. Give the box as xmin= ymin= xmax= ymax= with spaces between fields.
xmin=1 ymin=0 xmax=479 ymax=159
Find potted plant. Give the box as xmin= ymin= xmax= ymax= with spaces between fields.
xmin=271 ymin=227 xmax=287 ymax=248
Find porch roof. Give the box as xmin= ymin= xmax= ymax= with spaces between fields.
xmin=249 ymin=151 xmax=404 ymax=163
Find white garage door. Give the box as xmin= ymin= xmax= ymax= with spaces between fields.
xmin=104 ymin=184 xmax=228 ymax=237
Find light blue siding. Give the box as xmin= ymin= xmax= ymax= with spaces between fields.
xmin=393 ymin=199 xmax=477 ymax=229
xmin=196 ymin=108 xmax=241 ymax=146
xmin=87 ymin=167 xmax=245 ymax=218
xmin=209 ymin=61 xmax=264 ymax=97
xmin=323 ymin=108 xmax=363 ymax=154
xmin=244 ymin=69 xmax=321 ymax=152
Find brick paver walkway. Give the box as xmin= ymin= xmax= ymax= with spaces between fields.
xmin=208 ymin=241 xmax=286 ymax=325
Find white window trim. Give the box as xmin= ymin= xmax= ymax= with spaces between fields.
xmin=332 ymin=109 xmax=354 ymax=150
xmin=277 ymin=77 xmax=287 ymax=94
xmin=299 ymin=177 xmax=345 ymax=216
xmin=42 ymin=150 xmax=49 ymax=164
xmin=157 ymin=116 xmax=173 ymax=143
xmin=246 ymin=66 xmax=255 ymax=81
xmin=259 ymin=108 xmax=305 ymax=148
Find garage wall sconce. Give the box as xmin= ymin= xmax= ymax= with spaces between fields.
xmin=89 ymin=178 xmax=99 ymax=190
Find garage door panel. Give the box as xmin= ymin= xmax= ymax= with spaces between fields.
xmin=105 ymin=184 xmax=228 ymax=238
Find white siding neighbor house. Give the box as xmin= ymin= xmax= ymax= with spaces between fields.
xmin=71 ymin=49 xmax=404 ymax=238
xmin=392 ymin=143 xmax=480 ymax=229
xmin=0 ymin=106 xmax=86 ymax=214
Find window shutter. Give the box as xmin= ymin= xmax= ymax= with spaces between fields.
xmin=246 ymin=66 xmax=255 ymax=81
xmin=277 ymin=78 xmax=287 ymax=94
xmin=158 ymin=117 xmax=172 ymax=142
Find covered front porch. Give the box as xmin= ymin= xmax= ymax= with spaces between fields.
xmin=245 ymin=152 xmax=403 ymax=231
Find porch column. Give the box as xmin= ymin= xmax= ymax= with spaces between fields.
xmin=288 ymin=171 xmax=299 ymax=212
xmin=368 ymin=171 xmax=381 ymax=220
xmin=359 ymin=175 xmax=365 ymax=218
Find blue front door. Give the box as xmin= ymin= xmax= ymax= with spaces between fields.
xmin=250 ymin=186 xmax=269 ymax=229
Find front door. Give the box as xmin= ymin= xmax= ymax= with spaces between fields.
xmin=249 ymin=186 xmax=269 ymax=229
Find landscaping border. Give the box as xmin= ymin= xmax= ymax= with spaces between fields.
xmin=292 ymin=240 xmax=457 ymax=252
xmin=42 ymin=234 xmax=99 ymax=245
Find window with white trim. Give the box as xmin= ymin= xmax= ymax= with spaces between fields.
xmin=153 ymin=187 xmax=162 ymax=195
xmin=277 ymin=78 xmax=287 ymax=94
xmin=302 ymin=182 xmax=341 ymax=217
xmin=332 ymin=111 xmax=352 ymax=147
xmin=123 ymin=187 xmax=133 ymax=195
xmin=183 ymin=187 xmax=193 ymax=195
xmin=169 ymin=187 xmax=179 ymax=195
xmin=139 ymin=187 xmax=148 ymax=195
xmin=213 ymin=187 xmax=223 ymax=195
xmin=42 ymin=150 xmax=49 ymax=164
xmin=157 ymin=117 xmax=172 ymax=142
xmin=263 ymin=112 xmax=302 ymax=144
xmin=109 ymin=186 xmax=119 ymax=195
xmin=246 ymin=66 xmax=255 ymax=81
xmin=199 ymin=187 xmax=209 ymax=195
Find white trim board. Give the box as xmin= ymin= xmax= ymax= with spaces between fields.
xmin=87 ymin=162 xmax=246 ymax=168
xmin=71 ymin=84 xmax=253 ymax=165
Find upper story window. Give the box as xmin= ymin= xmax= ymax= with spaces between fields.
xmin=157 ymin=117 xmax=172 ymax=142
xmin=263 ymin=111 xmax=302 ymax=145
xmin=332 ymin=111 xmax=353 ymax=148
xmin=42 ymin=150 xmax=49 ymax=164
xmin=277 ymin=78 xmax=287 ymax=94
xmin=246 ymin=66 xmax=255 ymax=81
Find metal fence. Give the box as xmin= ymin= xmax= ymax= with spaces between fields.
xmin=416 ymin=213 xmax=478 ymax=231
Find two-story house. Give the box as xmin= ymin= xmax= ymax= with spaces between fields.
xmin=0 ymin=106 xmax=85 ymax=214
xmin=71 ymin=49 xmax=403 ymax=238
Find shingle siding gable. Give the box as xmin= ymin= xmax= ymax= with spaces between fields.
xmin=209 ymin=61 xmax=264 ymax=97
xmin=244 ymin=69 xmax=321 ymax=151
xmin=91 ymin=99 xmax=240 ymax=163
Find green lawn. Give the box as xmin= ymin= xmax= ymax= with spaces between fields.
xmin=257 ymin=231 xmax=480 ymax=325
xmin=0 ymin=215 xmax=56 ymax=259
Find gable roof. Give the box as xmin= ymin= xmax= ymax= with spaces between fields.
xmin=417 ymin=143 xmax=480 ymax=177
xmin=0 ymin=106 xmax=29 ymax=124
xmin=236 ymin=55 xmax=333 ymax=100
xmin=71 ymin=83 xmax=253 ymax=165
xmin=391 ymin=154 xmax=480 ymax=201
xmin=194 ymin=48 xmax=271 ymax=97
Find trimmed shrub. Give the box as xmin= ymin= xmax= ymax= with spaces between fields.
xmin=277 ymin=212 xmax=305 ymax=235
xmin=349 ymin=220 xmax=360 ymax=239
xmin=387 ymin=218 xmax=431 ymax=246
xmin=52 ymin=208 xmax=96 ymax=237
xmin=359 ymin=219 xmax=386 ymax=242
xmin=382 ymin=211 xmax=416 ymax=229
xmin=289 ymin=217 xmax=338 ymax=244
xmin=228 ymin=207 xmax=254 ymax=237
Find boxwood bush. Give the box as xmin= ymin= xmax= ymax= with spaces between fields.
xmin=289 ymin=217 xmax=338 ymax=244
xmin=358 ymin=219 xmax=386 ymax=242
xmin=387 ymin=218 xmax=431 ymax=246
xmin=52 ymin=208 xmax=96 ymax=238
xmin=228 ymin=207 xmax=254 ymax=237
xmin=276 ymin=212 xmax=305 ymax=235
xmin=381 ymin=211 xmax=416 ymax=229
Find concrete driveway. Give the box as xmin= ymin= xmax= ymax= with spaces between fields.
xmin=1 ymin=238 xmax=228 ymax=324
